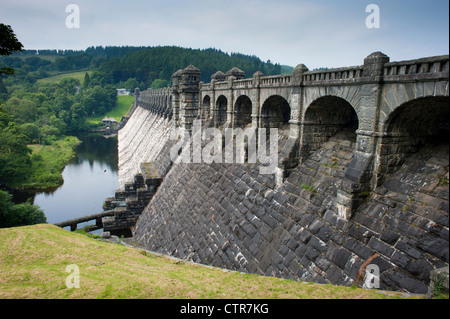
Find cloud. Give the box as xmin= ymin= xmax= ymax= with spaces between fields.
xmin=0 ymin=0 xmax=448 ymax=68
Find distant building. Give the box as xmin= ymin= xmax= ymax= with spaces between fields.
xmin=102 ymin=117 xmax=118 ymax=129
xmin=117 ymin=88 xmax=130 ymax=95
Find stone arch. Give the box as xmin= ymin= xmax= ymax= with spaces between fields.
xmin=301 ymin=96 xmax=359 ymax=157
xmin=201 ymin=95 xmax=211 ymax=120
xmin=376 ymin=96 xmax=449 ymax=180
xmin=260 ymin=95 xmax=291 ymax=129
xmin=379 ymin=81 xmax=449 ymax=126
xmin=234 ymin=95 xmax=252 ymax=128
xmin=216 ymin=95 xmax=228 ymax=126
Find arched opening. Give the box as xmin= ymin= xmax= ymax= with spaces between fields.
xmin=216 ymin=95 xmax=228 ymax=126
xmin=377 ymin=96 xmax=449 ymax=178
xmin=261 ymin=95 xmax=291 ymax=130
xmin=201 ymin=95 xmax=211 ymax=120
xmin=302 ymin=96 xmax=358 ymax=157
xmin=234 ymin=95 xmax=252 ymax=128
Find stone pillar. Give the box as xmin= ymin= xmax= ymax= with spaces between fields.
xmin=276 ymin=64 xmax=308 ymax=186
xmin=226 ymin=76 xmax=234 ymax=128
xmin=179 ymin=65 xmax=201 ymax=133
xmin=251 ymin=71 xmax=263 ymax=129
xmin=337 ymin=52 xmax=389 ymax=220
xmin=210 ymin=81 xmax=216 ymax=126
xmin=171 ymin=70 xmax=182 ymax=128
xmin=133 ymin=87 xmax=140 ymax=111
xmin=291 ymin=64 xmax=308 ymax=140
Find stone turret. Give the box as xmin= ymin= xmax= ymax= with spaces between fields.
xmin=179 ymin=65 xmax=201 ymax=132
xmin=211 ymin=71 xmax=226 ymax=82
xmin=172 ymin=69 xmax=183 ymax=89
xmin=226 ymin=67 xmax=245 ymax=80
xmin=181 ymin=65 xmax=200 ymax=92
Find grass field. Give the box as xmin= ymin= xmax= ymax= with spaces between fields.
xmin=37 ymin=70 xmax=91 ymax=85
xmin=0 ymin=224 xmax=418 ymax=299
xmin=87 ymin=95 xmax=135 ymax=125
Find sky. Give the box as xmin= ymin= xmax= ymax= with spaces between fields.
xmin=0 ymin=0 xmax=448 ymax=69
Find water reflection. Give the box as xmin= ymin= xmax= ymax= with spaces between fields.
xmin=33 ymin=134 xmax=118 ymax=225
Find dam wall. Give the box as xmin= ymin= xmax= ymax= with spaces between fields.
xmin=133 ymin=131 xmax=448 ymax=293
xmin=118 ymin=105 xmax=173 ymax=189
xmin=115 ymin=52 xmax=449 ymax=293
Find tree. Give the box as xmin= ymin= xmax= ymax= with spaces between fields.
xmin=150 ymin=79 xmax=169 ymax=89
xmin=70 ymin=102 xmax=87 ymax=132
xmin=59 ymin=78 xmax=81 ymax=95
xmin=0 ymin=190 xmax=46 ymax=228
xmin=2 ymin=98 xmax=38 ymax=124
xmin=0 ymin=23 xmax=24 ymax=77
xmin=20 ymin=123 xmax=40 ymax=143
xmin=0 ymin=79 xmax=8 ymax=103
xmin=0 ymin=112 xmax=32 ymax=185
xmin=49 ymin=115 xmax=67 ymax=135
xmin=83 ymin=72 xmax=91 ymax=89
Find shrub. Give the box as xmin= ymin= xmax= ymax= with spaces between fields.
xmin=0 ymin=190 xmax=46 ymax=228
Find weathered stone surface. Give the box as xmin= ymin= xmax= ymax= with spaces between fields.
xmin=427 ymin=267 xmax=449 ymax=298
xmin=119 ymin=53 xmax=449 ymax=295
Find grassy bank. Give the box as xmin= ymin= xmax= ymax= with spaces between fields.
xmin=20 ymin=136 xmax=81 ymax=190
xmin=0 ymin=224 xmax=417 ymax=299
xmin=88 ymin=95 xmax=135 ymax=125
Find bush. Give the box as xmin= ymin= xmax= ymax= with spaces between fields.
xmin=30 ymin=153 xmax=42 ymax=162
xmin=0 ymin=190 xmax=46 ymax=228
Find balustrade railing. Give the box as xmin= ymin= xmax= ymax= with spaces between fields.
xmin=383 ymin=56 xmax=449 ymax=77
xmin=303 ymin=66 xmax=363 ymax=82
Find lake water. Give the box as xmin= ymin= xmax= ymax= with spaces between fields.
xmin=33 ymin=134 xmax=119 ymax=228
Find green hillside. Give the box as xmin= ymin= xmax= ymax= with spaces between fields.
xmin=0 ymin=224 xmax=416 ymax=299
xmin=99 ymin=46 xmax=283 ymax=86
xmin=36 ymin=70 xmax=91 ymax=84
xmin=88 ymin=95 xmax=135 ymax=124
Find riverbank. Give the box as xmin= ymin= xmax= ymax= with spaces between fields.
xmin=14 ymin=136 xmax=81 ymax=191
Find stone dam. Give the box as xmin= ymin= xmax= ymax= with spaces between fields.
xmin=102 ymin=52 xmax=449 ymax=294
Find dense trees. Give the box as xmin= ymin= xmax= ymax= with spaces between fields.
xmin=98 ymin=46 xmax=282 ymax=87
xmin=0 ymin=111 xmax=32 ymax=185
xmin=5 ymin=45 xmax=283 ymax=90
xmin=1 ymin=77 xmax=117 ymax=142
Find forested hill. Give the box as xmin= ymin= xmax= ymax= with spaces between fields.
xmin=10 ymin=46 xmax=290 ymax=88
xmin=98 ymin=46 xmax=283 ymax=86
